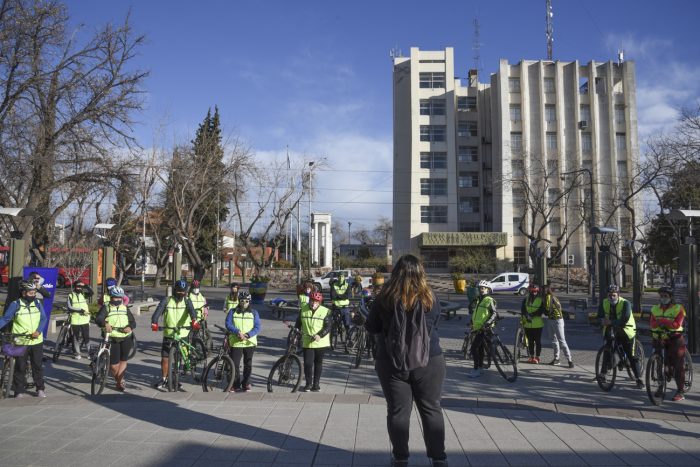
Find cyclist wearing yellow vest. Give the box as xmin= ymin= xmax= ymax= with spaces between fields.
xmin=330 ymin=273 xmax=352 ymax=332
xmin=94 ymin=287 xmax=136 ymax=392
xmin=295 ymin=291 xmax=331 ymax=392
xmin=150 ymin=279 xmax=199 ymax=389
xmin=520 ymin=284 xmax=545 ymax=364
xmin=224 ymin=283 xmax=240 ymax=313
xmin=467 ymin=280 xmax=497 ymax=378
xmin=543 ymin=283 xmax=574 ymax=368
xmin=188 ymin=279 xmax=209 ymax=322
xmin=0 ymin=281 xmax=48 ymax=398
xmin=67 ymin=280 xmax=94 ymax=359
xmin=297 ymin=280 xmax=314 ymax=309
xmin=650 ymin=286 xmax=687 ymax=401
xmin=597 ymin=284 xmax=643 ymax=388
xmin=225 ymin=290 xmax=261 ymax=392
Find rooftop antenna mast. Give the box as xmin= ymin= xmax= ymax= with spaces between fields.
xmin=472 ymin=17 xmax=482 ymax=75
xmin=389 ymin=45 xmax=403 ymax=60
xmin=546 ymin=0 xmax=554 ymax=60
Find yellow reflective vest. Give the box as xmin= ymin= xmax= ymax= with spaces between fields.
xmin=189 ymin=292 xmax=207 ymax=321
xmin=12 ymin=300 xmax=43 ymax=346
xmin=105 ymin=304 xmax=132 ymax=339
xmin=602 ymin=297 xmax=636 ymax=339
xmin=523 ymin=297 xmax=544 ymax=329
xmin=228 ymin=310 xmax=257 ymax=348
xmin=300 ymin=304 xmax=330 ymax=349
xmin=69 ymin=292 xmax=90 ymax=325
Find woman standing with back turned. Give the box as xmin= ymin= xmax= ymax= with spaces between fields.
xmin=366 ymin=254 xmax=447 ymax=467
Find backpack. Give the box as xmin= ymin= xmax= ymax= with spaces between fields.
xmin=385 ymin=302 xmax=431 ymax=371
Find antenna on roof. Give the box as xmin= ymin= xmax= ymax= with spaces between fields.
xmin=472 ymin=16 xmax=482 ymax=75
xmin=617 ymin=49 xmax=625 ymax=64
xmin=546 ymin=0 xmax=554 ymax=60
xmin=389 ymin=46 xmax=403 ymax=60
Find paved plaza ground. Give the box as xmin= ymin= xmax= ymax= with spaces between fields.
xmin=1 ymin=284 xmax=699 ymax=466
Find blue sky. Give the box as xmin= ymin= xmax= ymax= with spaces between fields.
xmin=65 ymin=0 xmax=700 ymax=234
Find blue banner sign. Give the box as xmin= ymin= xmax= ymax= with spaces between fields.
xmin=23 ymin=267 xmax=59 ymax=336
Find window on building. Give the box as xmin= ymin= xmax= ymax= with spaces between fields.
xmin=420 ymin=125 xmax=446 ymax=142
xmin=457 ymin=96 xmax=477 ymax=111
xmin=459 ymin=197 xmax=480 ymax=213
xmin=509 ymin=104 xmax=521 ymax=122
xmin=595 ymin=77 xmax=606 ymax=94
xmin=514 ymin=247 xmax=527 ymax=265
xmin=510 ymin=132 xmax=522 ymax=153
xmin=512 ymin=188 xmax=526 ymax=206
xmin=459 ymin=222 xmax=481 ymax=232
xmin=511 ymin=160 xmax=524 ymax=179
xmin=419 ymin=72 xmax=445 ymax=89
xmin=580 ymin=105 xmax=591 ymax=123
xmin=545 ymin=104 xmax=557 ymax=123
xmin=513 ymin=218 xmax=523 ymax=236
xmin=581 ymin=133 xmax=592 ymax=153
xmin=419 ymin=99 xmax=446 ymax=116
xmin=508 ymin=77 xmax=521 ymax=92
xmin=420 ymin=178 xmax=447 ymax=196
xmin=458 ymin=121 xmax=478 ymax=137
xmin=613 ymin=77 xmax=624 ymax=94
xmin=548 ymin=188 xmax=561 ymax=206
xmin=550 ymin=217 xmax=561 ymax=237
xmin=458 ymin=171 xmax=479 ymax=188
xmin=546 ymin=132 xmax=558 ymax=150
xmin=420 ymin=152 xmax=447 ymax=169
xmin=420 ymin=205 xmax=448 ymax=223
xmin=616 ymin=133 xmax=627 ymax=152
xmin=617 ymin=160 xmax=628 ymax=178
xmin=579 ymin=77 xmax=589 ymax=94
xmin=457 ymin=146 xmax=478 ymax=162
xmin=544 ymin=77 xmax=555 ymax=93
xmin=615 ymin=105 xmax=625 ymax=124
xmin=547 ymin=159 xmax=558 ymax=176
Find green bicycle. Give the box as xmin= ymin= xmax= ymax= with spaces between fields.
xmin=158 ymin=326 xmax=207 ymax=392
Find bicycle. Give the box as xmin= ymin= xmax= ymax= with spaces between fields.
xmin=513 ymin=316 xmax=529 ymax=362
xmin=594 ymin=327 xmax=645 ymax=392
xmin=473 ymin=315 xmax=517 ymax=382
xmin=345 ymin=309 xmax=375 ymax=368
xmin=88 ymin=328 xmax=121 ymax=396
xmin=52 ymin=304 xmax=79 ymax=362
xmin=158 ymin=326 xmax=208 ymax=392
xmin=193 ymin=307 xmax=213 ymax=350
xmin=646 ymin=333 xmax=694 ymax=406
xmin=0 ymin=333 xmax=33 ymax=399
xmin=329 ymin=306 xmax=346 ymax=351
xmin=201 ymin=324 xmax=234 ymax=392
xmin=267 ymin=321 xmax=302 ymax=393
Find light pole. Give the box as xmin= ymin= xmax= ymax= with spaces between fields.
xmin=348 ymin=221 xmax=352 ymax=245
xmin=561 ymin=168 xmax=595 ymax=304
xmin=307 ymin=161 xmax=314 ymax=273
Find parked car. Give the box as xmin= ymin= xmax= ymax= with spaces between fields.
xmin=485 ymin=272 xmax=529 ymax=295
xmin=313 ymin=269 xmax=372 ymax=293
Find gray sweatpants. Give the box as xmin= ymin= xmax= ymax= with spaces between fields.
xmin=548 ymin=318 xmax=572 ymax=361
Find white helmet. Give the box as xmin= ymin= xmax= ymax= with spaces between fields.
xmin=477 ymin=280 xmax=491 ymax=292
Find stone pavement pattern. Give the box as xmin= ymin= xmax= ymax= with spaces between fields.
xmin=1 ymin=287 xmax=699 ymax=466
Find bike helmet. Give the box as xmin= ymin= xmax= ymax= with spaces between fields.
xmin=173 ymin=279 xmax=188 ymax=292
xmin=607 ymin=284 xmax=620 ymax=294
xmin=238 ymin=290 xmax=251 ymax=301
xmin=658 ymin=286 xmax=673 ymax=296
xmin=528 ymin=284 xmax=540 ymax=295
xmin=109 ymin=286 xmax=125 ymax=298
xmin=191 ymin=279 xmax=201 ymax=288
xmin=309 ymin=291 xmax=323 ymax=303
xmin=19 ymin=280 xmax=36 ymax=292
xmin=106 ymin=277 xmax=117 ymax=288
xmin=477 ymin=280 xmax=491 ymax=289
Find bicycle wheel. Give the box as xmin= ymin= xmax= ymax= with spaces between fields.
xmin=203 ymin=327 xmax=213 ymax=351
xmin=461 ymin=333 xmax=473 ymax=360
xmin=126 ymin=334 xmax=138 ymax=360
xmin=626 ymin=338 xmax=645 ymax=381
xmin=202 ymin=355 xmax=234 ymax=392
xmin=646 ymin=352 xmax=666 ymax=406
xmin=267 ymin=354 xmax=302 ymax=393
xmin=684 ymin=350 xmax=693 ymax=392
xmin=354 ymin=330 xmax=366 ymax=369
xmin=492 ymin=338 xmax=518 ymax=383
xmin=1 ymin=356 xmax=15 ymax=399
xmin=167 ymin=345 xmax=182 ymax=392
xmin=52 ymin=326 xmax=69 ymax=363
xmin=595 ymin=346 xmax=617 ymax=392
xmin=189 ymin=337 xmax=208 ymax=380
xmin=513 ymin=326 xmax=526 ymax=361
xmin=91 ymin=351 xmax=109 ymax=396
xmin=345 ymin=327 xmax=360 ymax=354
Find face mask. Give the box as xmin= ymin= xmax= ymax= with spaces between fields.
xmin=192 ymin=288 xmax=200 ymax=294
xmin=310 ymin=301 xmax=320 ymax=311
xmin=240 ymin=300 xmax=250 ymax=309
xmin=609 ymin=297 xmax=619 ymax=305
xmin=660 ymin=298 xmax=671 ymax=305
xmin=110 ymin=299 xmax=123 ymax=306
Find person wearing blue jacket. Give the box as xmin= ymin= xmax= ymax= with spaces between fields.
xmin=225 ymin=290 xmax=261 ymax=392
xmin=0 ymin=281 xmax=48 ymax=398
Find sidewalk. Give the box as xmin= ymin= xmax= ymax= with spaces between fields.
xmin=1 ymin=299 xmax=698 ymax=466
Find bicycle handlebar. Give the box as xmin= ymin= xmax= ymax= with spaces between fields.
xmin=157 ymin=325 xmax=192 ymax=331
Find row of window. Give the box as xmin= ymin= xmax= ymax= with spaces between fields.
xmin=420 ymin=123 xmax=478 ymax=141
xmin=508 ymin=104 xmax=625 ymax=125
xmin=419 ymin=97 xmax=477 ymax=115
xmin=509 ymin=131 xmax=627 ymax=153
xmin=419 ymin=173 xmax=480 ymax=195
xmin=509 ymin=76 xmax=621 ymax=95
xmin=420 ymin=198 xmax=481 ymax=223
xmin=419 ymin=148 xmax=479 ymax=169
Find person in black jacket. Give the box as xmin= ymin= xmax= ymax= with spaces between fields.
xmin=365 ymin=254 xmax=447 ymax=467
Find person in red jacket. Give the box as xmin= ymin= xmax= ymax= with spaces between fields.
xmin=649 ymin=286 xmax=687 ymax=401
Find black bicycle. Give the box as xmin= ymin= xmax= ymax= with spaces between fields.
xmin=201 ymin=324 xmax=234 ymax=392
xmin=471 ymin=315 xmax=517 ymax=382
xmin=267 ymin=322 xmax=302 ymax=393
xmin=0 ymin=333 xmax=34 ymax=398
xmin=646 ymin=333 xmax=693 ymax=406
xmin=595 ymin=327 xmax=645 ymax=392
xmin=52 ymin=305 xmax=78 ymax=362
xmin=345 ymin=309 xmax=375 ymax=368
xmin=330 ymin=306 xmax=346 ymax=351
xmin=157 ymin=326 xmax=207 ymax=392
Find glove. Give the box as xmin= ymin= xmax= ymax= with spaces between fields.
xmin=151 ymin=323 xmax=159 ymax=332
xmin=192 ymin=320 xmax=201 ymax=331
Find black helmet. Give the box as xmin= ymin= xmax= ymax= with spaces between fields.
xmin=607 ymin=284 xmax=620 ymax=294
xmin=19 ymin=280 xmax=36 ymax=292
xmin=238 ymin=290 xmax=251 ymax=301
xmin=658 ymin=286 xmax=673 ymax=296
xmin=174 ymin=279 xmax=187 ymax=292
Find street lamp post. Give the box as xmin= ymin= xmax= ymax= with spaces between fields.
xmin=307 ymin=161 xmax=314 ymax=273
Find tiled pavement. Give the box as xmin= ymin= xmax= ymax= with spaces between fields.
xmin=1 ymin=291 xmax=699 ymax=466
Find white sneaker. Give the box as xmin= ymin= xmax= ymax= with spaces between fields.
xmin=467 ymin=368 xmax=483 ymax=378
xmin=37 ymin=390 xmax=47 ymax=398
xmin=74 ymin=354 xmax=82 ymax=360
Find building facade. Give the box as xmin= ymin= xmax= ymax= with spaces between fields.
xmin=393 ymin=47 xmax=639 ymax=271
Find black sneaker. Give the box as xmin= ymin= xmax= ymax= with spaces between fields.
xmin=548 ymin=359 xmax=560 ymax=366
xmin=300 ymin=385 xmax=312 ymax=392
xmin=311 ymin=385 xmax=321 ymax=392
xmin=636 ymin=379 xmax=644 ymax=389
xmin=568 ymin=361 xmax=574 ymax=368
xmin=391 ymin=458 xmax=408 ymax=467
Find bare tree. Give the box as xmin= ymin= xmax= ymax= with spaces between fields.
xmin=52 ymin=240 xmax=95 ymax=287
xmin=0 ymin=0 xmax=147 ymax=264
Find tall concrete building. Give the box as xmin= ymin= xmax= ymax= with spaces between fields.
xmin=393 ymin=47 xmax=639 ymax=273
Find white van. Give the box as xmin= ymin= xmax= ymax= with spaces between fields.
xmin=486 ymin=272 xmax=530 ymax=295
